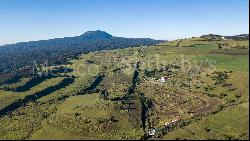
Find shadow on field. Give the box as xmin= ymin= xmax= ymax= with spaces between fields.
xmin=13 ymin=75 xmax=55 ymax=92
xmin=0 ymin=77 xmax=75 ymax=117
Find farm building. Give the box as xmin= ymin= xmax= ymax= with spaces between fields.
xmin=159 ymin=76 xmax=169 ymax=83
xmin=164 ymin=116 xmax=181 ymax=128
xmin=148 ymin=128 xmax=156 ymax=136
xmin=221 ymin=36 xmax=226 ymax=40
xmin=159 ymin=77 xmax=166 ymax=83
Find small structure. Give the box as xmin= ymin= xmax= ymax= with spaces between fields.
xmin=158 ymin=76 xmax=170 ymax=83
xmin=148 ymin=128 xmax=156 ymax=136
xmin=221 ymin=36 xmax=226 ymax=40
xmin=159 ymin=77 xmax=166 ymax=83
xmin=165 ymin=122 xmax=171 ymax=127
xmin=164 ymin=116 xmax=181 ymax=128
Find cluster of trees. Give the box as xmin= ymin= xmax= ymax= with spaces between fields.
xmin=200 ymin=34 xmax=249 ymax=41
xmin=0 ymin=30 xmax=163 ymax=84
xmin=224 ymin=34 xmax=249 ymax=40
xmin=0 ymin=66 xmax=33 ymax=84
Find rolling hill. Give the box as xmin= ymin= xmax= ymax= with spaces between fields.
xmin=0 ymin=35 xmax=248 ymax=140
xmin=0 ymin=30 xmax=164 ymax=84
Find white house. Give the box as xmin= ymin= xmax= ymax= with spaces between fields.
xmin=159 ymin=77 xmax=166 ymax=83
xmin=148 ymin=128 xmax=156 ymax=136
xmin=221 ymin=36 xmax=226 ymax=40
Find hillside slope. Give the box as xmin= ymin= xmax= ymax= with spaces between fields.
xmin=0 ymin=30 xmax=163 ymax=84
xmin=0 ymin=36 xmax=248 ymax=140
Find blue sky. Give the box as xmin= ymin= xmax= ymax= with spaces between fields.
xmin=0 ymin=0 xmax=249 ymax=45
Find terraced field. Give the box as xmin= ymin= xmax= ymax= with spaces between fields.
xmin=0 ymin=38 xmax=248 ymax=140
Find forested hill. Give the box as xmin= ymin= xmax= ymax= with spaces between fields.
xmin=0 ymin=30 xmax=163 ymax=78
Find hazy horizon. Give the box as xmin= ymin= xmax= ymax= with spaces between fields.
xmin=0 ymin=0 xmax=249 ymax=45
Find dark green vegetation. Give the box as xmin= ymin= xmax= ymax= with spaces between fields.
xmin=200 ymin=34 xmax=249 ymax=41
xmin=0 ymin=34 xmax=248 ymax=140
xmin=0 ymin=30 xmax=163 ymax=84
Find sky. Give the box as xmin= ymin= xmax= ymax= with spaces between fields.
xmin=0 ymin=0 xmax=249 ymax=45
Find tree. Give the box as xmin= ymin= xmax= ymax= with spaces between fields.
xmin=218 ymin=43 xmax=223 ymax=49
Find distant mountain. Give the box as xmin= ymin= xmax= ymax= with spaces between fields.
xmin=0 ymin=30 xmax=164 ymax=83
xmin=0 ymin=30 xmax=160 ymax=52
xmin=80 ymin=30 xmax=113 ymax=39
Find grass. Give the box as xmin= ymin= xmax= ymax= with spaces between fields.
xmin=0 ymin=37 xmax=248 ymax=140
xmin=56 ymin=94 xmax=101 ymax=113
xmin=32 ymin=93 xmax=143 ymax=140
xmin=0 ymin=77 xmax=65 ymax=110
xmin=163 ymin=102 xmax=249 ymax=140
xmin=0 ymin=77 xmax=31 ymax=90
xmin=194 ymin=54 xmax=249 ymax=71
xmin=160 ymin=38 xmax=249 ymax=49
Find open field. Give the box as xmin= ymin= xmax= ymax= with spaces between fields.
xmin=0 ymin=37 xmax=248 ymax=140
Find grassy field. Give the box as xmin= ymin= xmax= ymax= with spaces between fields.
xmin=0 ymin=37 xmax=248 ymax=140
xmin=163 ymin=102 xmax=249 ymax=140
